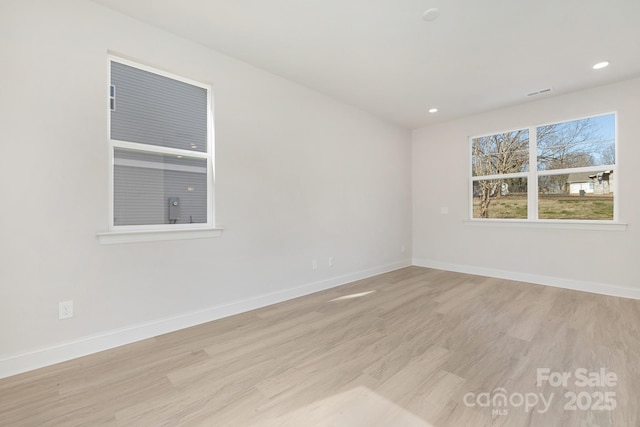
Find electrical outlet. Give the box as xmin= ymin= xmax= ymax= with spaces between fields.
xmin=328 ymin=257 xmax=334 ymax=267
xmin=401 ymin=244 xmax=406 ymax=253
xmin=312 ymin=259 xmax=318 ymax=270
xmin=59 ymin=301 xmax=73 ymax=319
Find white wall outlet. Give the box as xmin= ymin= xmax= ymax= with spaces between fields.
xmin=401 ymin=244 xmax=406 ymax=253
xmin=59 ymin=301 xmax=73 ymax=319
xmin=328 ymin=257 xmax=334 ymax=267
xmin=312 ymin=259 xmax=318 ymax=270
xmin=440 ymin=207 xmax=449 ymax=214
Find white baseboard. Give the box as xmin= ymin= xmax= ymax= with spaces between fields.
xmin=413 ymin=258 xmax=640 ymax=300
xmin=0 ymin=260 xmax=411 ymax=380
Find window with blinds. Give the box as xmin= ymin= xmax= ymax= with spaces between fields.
xmin=109 ymin=57 xmax=213 ymax=229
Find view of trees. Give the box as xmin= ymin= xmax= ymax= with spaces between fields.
xmin=472 ymin=129 xmax=529 ymax=217
xmin=472 ymin=115 xmax=615 ymax=218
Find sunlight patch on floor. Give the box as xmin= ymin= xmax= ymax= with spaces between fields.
xmin=271 ymin=386 xmax=433 ymax=426
xmin=330 ymin=290 xmax=377 ymax=302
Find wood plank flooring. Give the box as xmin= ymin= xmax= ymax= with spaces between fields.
xmin=1 ymin=267 xmax=639 ymax=426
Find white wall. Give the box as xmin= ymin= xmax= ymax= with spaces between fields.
xmin=0 ymin=0 xmax=412 ymax=377
xmin=413 ymin=77 xmax=640 ymax=297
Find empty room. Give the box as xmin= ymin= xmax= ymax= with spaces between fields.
xmin=1 ymin=1 xmax=639 ymax=426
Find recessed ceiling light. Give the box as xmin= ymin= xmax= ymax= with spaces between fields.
xmin=593 ymin=61 xmax=609 ymax=70
xmin=422 ymin=8 xmax=440 ymax=21
xmin=429 ymin=108 xmax=438 ymax=113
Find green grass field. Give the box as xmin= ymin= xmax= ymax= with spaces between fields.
xmin=473 ymin=194 xmax=614 ymax=220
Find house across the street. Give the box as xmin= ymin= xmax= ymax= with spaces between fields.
xmin=567 ymin=170 xmax=613 ymax=195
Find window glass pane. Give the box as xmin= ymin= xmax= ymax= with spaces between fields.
xmin=538 ymin=172 xmax=613 ymax=220
xmin=110 ymin=61 xmax=208 ymax=153
xmin=472 ymin=129 xmax=529 ymax=177
xmin=473 ymin=178 xmax=527 ymax=219
xmin=536 ymin=114 xmax=615 ymax=171
xmin=114 ymin=148 xmax=207 ymax=226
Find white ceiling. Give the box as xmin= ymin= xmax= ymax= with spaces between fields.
xmin=92 ymin=0 xmax=640 ymax=129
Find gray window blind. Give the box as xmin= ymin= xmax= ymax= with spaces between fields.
xmin=110 ymin=61 xmax=208 ymax=153
xmin=114 ymin=149 xmax=207 ymax=226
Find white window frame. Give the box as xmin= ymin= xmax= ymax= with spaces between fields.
xmin=468 ymin=112 xmax=624 ymax=229
xmin=98 ymin=55 xmax=221 ymax=244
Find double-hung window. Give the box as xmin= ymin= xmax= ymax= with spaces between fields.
xmin=106 ymin=56 xmax=216 ymax=239
xmin=471 ymin=113 xmax=616 ymax=222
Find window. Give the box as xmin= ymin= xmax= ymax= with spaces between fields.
xmin=107 ymin=56 xmax=214 ymax=233
xmin=471 ymin=113 xmax=616 ymax=221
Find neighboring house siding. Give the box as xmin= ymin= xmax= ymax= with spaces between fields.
xmin=569 ymin=181 xmax=593 ymax=194
xmin=567 ymin=171 xmax=613 ymax=195
xmin=591 ymin=171 xmax=613 ymax=195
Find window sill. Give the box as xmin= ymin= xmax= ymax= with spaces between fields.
xmin=464 ymin=220 xmax=627 ymax=231
xmin=97 ymin=227 xmax=224 ymax=244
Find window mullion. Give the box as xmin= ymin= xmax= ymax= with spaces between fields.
xmin=111 ymin=140 xmax=208 ymax=159
xmin=472 ymin=172 xmax=528 ymax=181
xmin=536 ymin=165 xmax=615 ymax=177
xmin=528 ymin=126 xmax=538 ymax=220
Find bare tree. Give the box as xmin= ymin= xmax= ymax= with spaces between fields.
xmin=537 ymin=119 xmax=598 ymax=170
xmin=472 ymin=130 xmax=528 ymax=217
xmin=600 ymin=143 xmax=615 ymax=165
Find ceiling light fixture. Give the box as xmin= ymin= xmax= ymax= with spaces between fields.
xmin=422 ymin=8 xmax=440 ymax=21
xmin=429 ymin=108 xmax=438 ymax=113
xmin=592 ymin=61 xmax=609 ymax=70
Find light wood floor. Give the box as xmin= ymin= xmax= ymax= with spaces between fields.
xmin=1 ymin=267 xmax=639 ymax=426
